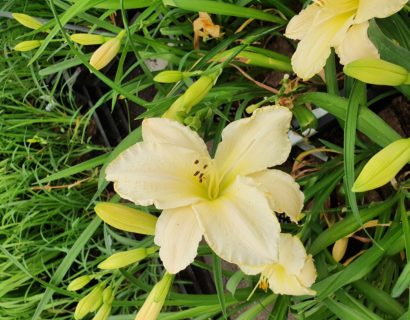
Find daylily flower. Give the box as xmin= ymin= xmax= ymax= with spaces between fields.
xmin=239 ymin=234 xmax=317 ymax=296
xmin=285 ymin=0 xmax=408 ymax=80
xmin=193 ymin=12 xmax=222 ymax=50
xmin=106 ymin=106 xmax=304 ymax=274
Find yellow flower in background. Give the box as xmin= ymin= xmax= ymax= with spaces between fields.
xmin=106 ymin=106 xmax=304 ymax=274
xmin=285 ymin=0 xmax=408 ymax=80
xmin=239 ymin=234 xmax=317 ymax=296
xmin=135 ymin=273 xmax=173 ymax=320
xmin=352 ymin=138 xmax=410 ymax=192
xmin=193 ymin=12 xmax=222 ymax=50
xmin=90 ymin=30 xmax=125 ymax=70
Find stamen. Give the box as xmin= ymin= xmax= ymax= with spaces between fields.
xmin=194 ymin=159 xmax=199 ymax=165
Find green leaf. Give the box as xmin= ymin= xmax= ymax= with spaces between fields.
xmin=38 ymin=153 xmax=109 ymax=183
xmin=162 ymin=0 xmax=285 ymax=23
xmin=212 ymin=254 xmax=227 ymax=319
xmin=296 ymin=92 xmax=401 ymax=147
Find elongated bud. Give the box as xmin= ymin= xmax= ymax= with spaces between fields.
xmin=12 ymin=13 xmax=43 ymax=30
xmin=292 ymin=104 xmax=318 ymax=131
xmin=70 ymin=33 xmax=108 ymax=45
xmin=90 ymin=30 xmax=125 ymax=70
xmin=332 ymin=237 xmax=348 ymax=262
xmin=74 ymin=283 xmax=105 ymax=320
xmin=14 ymin=40 xmax=42 ymax=52
xmin=98 ymin=247 xmax=158 ymax=270
xmin=352 ymin=138 xmax=410 ymax=192
xmin=135 ymin=273 xmax=173 ymax=320
xmin=92 ymin=304 xmax=112 ymax=320
xmin=154 ymin=71 xmax=184 ymax=83
xmin=94 ymin=202 xmax=157 ymax=235
xmin=344 ymin=58 xmax=410 ymax=86
xmin=102 ymin=286 xmax=114 ymax=304
xmin=213 ymin=47 xmax=292 ymax=72
xmin=67 ymin=275 xmax=92 ymax=291
xmin=162 ymin=69 xmax=221 ymax=121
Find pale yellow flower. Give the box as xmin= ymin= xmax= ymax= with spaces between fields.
xmin=239 ymin=234 xmax=317 ymax=296
xmin=285 ymin=0 xmax=408 ymax=80
xmin=106 ymin=106 xmax=304 ymax=274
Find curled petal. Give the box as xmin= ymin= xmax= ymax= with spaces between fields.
xmin=215 ymin=106 xmax=292 ymax=188
xmin=335 ymin=22 xmax=379 ymax=65
xmin=155 ymin=207 xmax=203 ymax=274
xmin=285 ymin=3 xmax=320 ymax=40
xmin=298 ymin=255 xmax=317 ymax=288
xmin=250 ymin=169 xmax=304 ymax=223
xmin=278 ymin=234 xmax=307 ymax=275
xmin=106 ymin=142 xmax=208 ymax=209
xmin=142 ymin=117 xmax=209 ymax=158
xmin=355 ymin=0 xmax=408 ymax=24
xmin=194 ymin=176 xmax=281 ymax=266
xmin=267 ymin=264 xmax=316 ymax=296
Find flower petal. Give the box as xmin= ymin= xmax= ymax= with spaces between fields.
xmin=194 ymin=176 xmax=281 ymax=266
xmin=278 ymin=234 xmax=307 ymax=275
xmin=298 ymin=255 xmax=317 ymax=288
xmin=335 ymin=22 xmax=379 ymax=65
xmin=142 ymin=118 xmax=209 ymax=158
xmin=285 ymin=3 xmax=320 ymax=40
xmin=250 ymin=169 xmax=304 ymax=223
xmin=291 ymin=10 xmax=354 ymax=80
xmin=267 ymin=264 xmax=316 ymax=296
xmin=355 ymin=0 xmax=407 ymax=24
xmin=214 ymin=106 xmax=292 ymax=188
xmin=106 ymin=142 xmax=208 ymax=209
xmin=154 ymin=207 xmax=203 ymax=274
xmin=238 ymin=264 xmax=264 ymax=276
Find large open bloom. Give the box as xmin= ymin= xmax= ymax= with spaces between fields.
xmin=285 ymin=0 xmax=408 ymax=80
xmin=239 ymin=234 xmax=317 ymax=296
xmin=106 ymin=106 xmax=304 ymax=274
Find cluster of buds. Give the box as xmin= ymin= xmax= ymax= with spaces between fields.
xmin=68 ymin=279 xmax=114 ymax=320
xmin=161 ymin=69 xmax=221 ymax=122
xmin=12 ymin=12 xmax=125 ymax=71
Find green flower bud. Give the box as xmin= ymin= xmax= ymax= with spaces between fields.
xmin=12 ymin=13 xmax=43 ymax=30
xmin=162 ymin=69 xmax=221 ymax=121
xmin=344 ymin=58 xmax=410 ymax=86
xmin=89 ymin=30 xmax=125 ymax=70
xmin=91 ymin=304 xmax=112 ymax=320
xmin=135 ymin=273 xmax=174 ymax=320
xmin=67 ymin=275 xmax=92 ymax=291
xmin=14 ymin=40 xmax=42 ymax=52
xmin=352 ymin=138 xmax=410 ymax=192
xmin=70 ymin=33 xmax=108 ymax=45
xmin=98 ymin=247 xmax=157 ymax=270
xmin=95 ymin=202 xmax=157 ymax=235
xmin=74 ymin=283 xmax=105 ymax=320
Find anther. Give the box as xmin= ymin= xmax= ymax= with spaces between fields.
xmin=203 ymin=164 xmax=208 ymax=169
xmin=194 ymin=160 xmax=199 ymax=164
xmin=193 ymin=171 xmax=200 ymax=176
